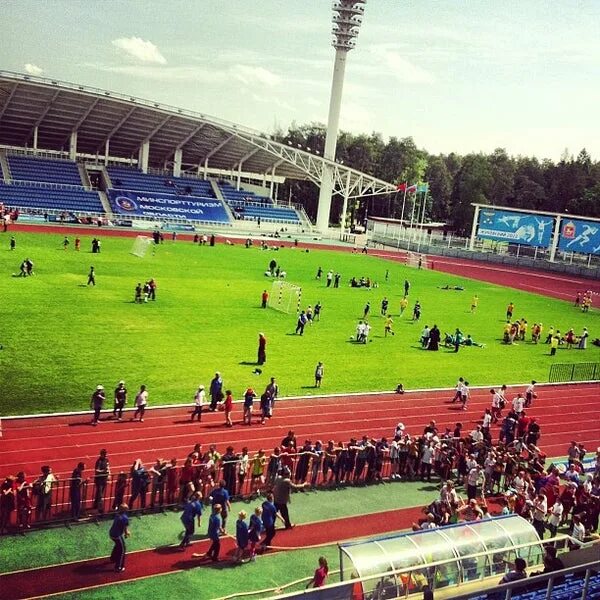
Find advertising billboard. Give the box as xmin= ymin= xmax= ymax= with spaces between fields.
xmin=477 ymin=209 xmax=554 ymax=248
xmin=558 ymin=218 xmax=600 ymax=255
xmin=107 ymin=190 xmax=230 ymax=223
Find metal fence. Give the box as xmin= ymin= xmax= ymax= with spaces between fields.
xmin=549 ymin=362 xmax=600 ymax=383
xmin=1 ymin=452 xmax=398 ymax=532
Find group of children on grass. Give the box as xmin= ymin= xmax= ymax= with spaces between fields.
xmin=501 ymin=303 xmax=590 ymax=352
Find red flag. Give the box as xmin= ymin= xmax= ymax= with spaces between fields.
xmin=396 ymin=182 xmax=407 ymax=192
xmin=407 ymin=184 xmax=417 ymax=193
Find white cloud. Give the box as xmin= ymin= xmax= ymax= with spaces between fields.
xmin=371 ymin=48 xmax=435 ymax=84
xmin=24 ymin=63 xmax=43 ymax=76
xmin=112 ymin=37 xmax=167 ymax=64
xmin=231 ymin=65 xmax=280 ymax=87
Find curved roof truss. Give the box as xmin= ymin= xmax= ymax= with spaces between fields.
xmin=0 ymin=70 xmax=396 ymax=200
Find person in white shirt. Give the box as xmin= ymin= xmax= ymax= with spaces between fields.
xmin=470 ymin=425 xmax=484 ymax=444
xmin=133 ymin=384 xmax=148 ymax=422
xmin=525 ymin=380 xmax=537 ymax=408
xmin=363 ymin=323 xmax=371 ymax=344
xmin=490 ymin=385 xmax=507 ymax=423
xmin=191 ymin=385 xmax=205 ymax=422
xmin=532 ymin=493 xmax=547 ymax=538
xmin=466 ymin=466 xmax=483 ymax=500
xmin=570 ymin=514 xmax=586 ymax=548
xmin=389 ymin=439 xmax=400 ymax=480
xmin=512 ymin=471 xmax=527 ymax=495
xmin=512 ymin=393 xmax=525 ymax=415
xmin=440 ymin=480 xmax=459 ymax=506
xmin=547 ymin=499 xmax=563 ymax=538
xmin=420 ymin=443 xmax=434 ymax=481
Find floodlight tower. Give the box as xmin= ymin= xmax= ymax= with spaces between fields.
xmin=316 ymin=0 xmax=366 ymax=233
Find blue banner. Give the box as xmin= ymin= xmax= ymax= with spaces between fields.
xmin=558 ymin=218 xmax=600 ymax=255
xmin=107 ymin=190 xmax=230 ymax=223
xmin=477 ymin=209 xmax=554 ymax=247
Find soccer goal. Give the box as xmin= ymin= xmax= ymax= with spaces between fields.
xmin=131 ymin=236 xmax=154 ymax=258
xmin=270 ymin=280 xmax=302 ymax=314
xmin=405 ymin=252 xmax=428 ymax=269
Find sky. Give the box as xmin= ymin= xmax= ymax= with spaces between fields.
xmin=2 ymin=0 xmax=600 ymax=161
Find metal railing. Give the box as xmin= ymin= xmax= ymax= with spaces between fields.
xmin=7 ymin=178 xmax=90 ymax=192
xmin=2 ymin=450 xmax=405 ymax=531
xmin=549 ymin=362 xmax=600 ymax=383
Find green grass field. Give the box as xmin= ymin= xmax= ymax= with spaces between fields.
xmin=0 ymin=231 xmax=595 ymax=416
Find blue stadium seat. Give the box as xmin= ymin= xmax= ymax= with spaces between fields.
xmin=8 ymin=155 xmax=84 ymax=187
xmin=107 ymin=167 xmax=215 ymax=197
xmin=0 ymin=183 xmax=104 ymax=213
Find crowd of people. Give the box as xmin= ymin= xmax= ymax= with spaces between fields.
xmin=501 ymin=303 xmax=590 ymax=351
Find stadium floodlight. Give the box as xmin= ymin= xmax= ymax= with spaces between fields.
xmin=316 ymin=1 xmax=367 ymax=234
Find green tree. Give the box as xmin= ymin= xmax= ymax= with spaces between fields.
xmin=450 ymin=154 xmax=493 ymax=235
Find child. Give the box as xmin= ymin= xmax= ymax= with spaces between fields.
xmin=166 ymin=458 xmax=178 ymax=505
xmin=248 ymin=506 xmax=264 ymax=560
xmin=234 ymin=510 xmax=249 ymax=563
xmin=243 ymin=388 xmax=256 ymax=425
xmin=223 ymin=390 xmax=233 ymax=427
xmin=460 ymin=381 xmax=470 ymax=411
xmin=250 ymin=450 xmax=266 ymax=496
xmin=306 ymin=556 xmax=329 ymax=588
xmin=112 ymin=472 xmax=128 ymax=510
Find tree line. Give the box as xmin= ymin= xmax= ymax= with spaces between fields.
xmin=274 ymin=123 xmax=600 ymax=235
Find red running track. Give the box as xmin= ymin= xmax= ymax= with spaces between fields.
xmin=1 ymin=384 xmax=599 ymax=479
xmin=0 ymin=504 xmax=427 ymax=599
xmin=9 ymin=222 xmax=600 ymax=301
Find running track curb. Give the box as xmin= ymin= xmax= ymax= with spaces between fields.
xmin=2 ymin=381 xmax=598 ymax=420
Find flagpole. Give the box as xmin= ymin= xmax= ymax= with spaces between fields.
xmin=407 ymin=190 xmax=418 ymax=251
xmin=399 ymin=183 xmax=408 ymax=239
xmin=417 ymin=185 xmax=428 ymax=253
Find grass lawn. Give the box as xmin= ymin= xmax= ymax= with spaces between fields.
xmin=0 ymin=232 xmax=596 ymax=416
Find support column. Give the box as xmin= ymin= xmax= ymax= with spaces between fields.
xmin=138 ymin=140 xmax=150 ymax=173
xmin=33 ymin=126 xmax=39 ymax=153
xmin=69 ymin=131 xmax=78 ymax=161
xmin=173 ymin=148 xmax=182 ymax=177
xmin=269 ymin=166 xmax=275 ymax=199
xmin=104 ymin=139 xmax=110 ymax=166
xmin=469 ymin=205 xmax=481 ymax=251
xmin=340 ymin=169 xmax=352 ymax=236
xmin=236 ymin=163 xmax=242 ymax=190
xmin=316 ymin=48 xmax=348 ymax=233
xmin=549 ymin=215 xmax=562 ymax=262
xmin=203 ymin=158 xmax=209 ymax=180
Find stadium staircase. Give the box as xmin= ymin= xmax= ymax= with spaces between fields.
xmin=0 ymin=150 xmax=11 ymax=182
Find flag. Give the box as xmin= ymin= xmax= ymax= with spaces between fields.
xmin=396 ymin=182 xmax=407 ymax=192
xmin=407 ymin=184 xmax=417 ymax=193
xmin=417 ymin=183 xmax=428 ymax=193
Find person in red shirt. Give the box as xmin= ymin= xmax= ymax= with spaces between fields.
xmin=306 ymin=556 xmax=329 ymax=588
xmin=223 ymin=390 xmax=234 ymax=427
xmin=517 ymin=412 xmax=531 ymax=442
xmin=261 ymin=290 xmax=269 ymax=309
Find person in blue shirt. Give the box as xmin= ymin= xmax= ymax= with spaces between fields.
xmin=261 ymin=492 xmax=280 ymax=550
xmin=193 ymin=504 xmax=224 ymax=562
xmin=234 ymin=510 xmax=249 ymax=563
xmin=179 ymin=492 xmax=203 ymax=550
xmin=248 ymin=506 xmax=264 ymax=560
xmin=109 ymin=503 xmax=130 ymax=572
xmin=209 ymin=480 xmax=231 ymax=528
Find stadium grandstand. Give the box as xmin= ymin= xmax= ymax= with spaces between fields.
xmin=0 ymin=70 xmax=396 ymax=232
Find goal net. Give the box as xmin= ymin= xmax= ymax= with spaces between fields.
xmin=405 ymin=252 xmax=428 ymax=269
xmin=270 ymin=280 xmax=302 ymax=314
xmin=131 ymin=236 xmax=154 ymax=258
